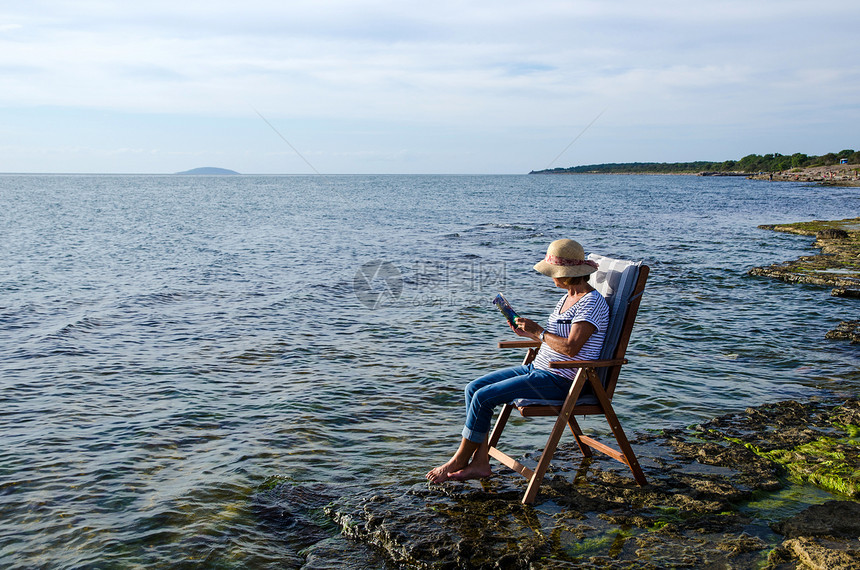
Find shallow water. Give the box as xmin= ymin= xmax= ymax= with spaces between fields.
xmin=1 ymin=174 xmax=858 ymax=567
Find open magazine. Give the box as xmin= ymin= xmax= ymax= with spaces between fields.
xmin=492 ymin=293 xmax=520 ymax=328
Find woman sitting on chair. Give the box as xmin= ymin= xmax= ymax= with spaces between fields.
xmin=426 ymin=239 xmax=609 ymax=483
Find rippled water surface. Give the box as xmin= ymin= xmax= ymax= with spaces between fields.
xmin=1 ymin=174 xmax=858 ymax=567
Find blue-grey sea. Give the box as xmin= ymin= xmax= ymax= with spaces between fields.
xmin=1 ymin=174 xmax=858 ymax=568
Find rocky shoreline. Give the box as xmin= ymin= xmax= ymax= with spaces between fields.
xmin=748 ymin=164 xmax=860 ymax=187
xmin=294 ymin=399 xmax=859 ymax=569
xmin=749 ymin=218 xmax=860 ymax=343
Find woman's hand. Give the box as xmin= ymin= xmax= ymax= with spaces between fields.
xmin=512 ymin=317 xmax=542 ymax=340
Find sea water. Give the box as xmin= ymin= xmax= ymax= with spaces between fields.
xmin=1 ymin=174 xmax=858 ymax=567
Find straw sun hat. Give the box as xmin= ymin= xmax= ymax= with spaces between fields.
xmin=533 ymin=239 xmax=599 ymax=278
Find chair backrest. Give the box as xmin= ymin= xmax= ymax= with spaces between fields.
xmin=587 ymin=254 xmax=649 ymax=396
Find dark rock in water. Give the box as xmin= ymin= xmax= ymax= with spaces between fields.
xmin=826 ymin=320 xmax=860 ymax=344
xmin=817 ymin=228 xmax=850 ymax=240
xmin=328 ymin=486 xmax=545 ymax=569
xmin=771 ymin=501 xmax=860 ymax=570
xmin=831 ymin=288 xmax=860 ymax=298
xmin=302 ymin=536 xmax=393 ymax=570
xmin=326 ymin=444 xmax=731 ymax=567
xmin=832 ymin=400 xmax=860 ymax=426
xmin=252 ymin=482 xmax=338 ymax=546
xmin=252 ymin=480 xmax=391 ymax=568
xmin=324 ymin=449 xmax=779 ymax=568
xmin=772 ymin=500 xmax=860 ymax=538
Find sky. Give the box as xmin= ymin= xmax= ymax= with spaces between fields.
xmin=1 ymin=1 xmax=859 ymax=174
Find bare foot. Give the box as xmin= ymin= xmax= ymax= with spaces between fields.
xmin=447 ymin=463 xmax=493 ymax=481
xmin=426 ymin=458 xmax=467 ymax=483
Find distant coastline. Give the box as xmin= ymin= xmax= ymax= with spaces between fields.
xmin=529 ymin=164 xmax=860 ymax=186
xmin=530 ymin=161 xmax=720 ymax=175
xmin=530 ymin=149 xmax=859 ymax=179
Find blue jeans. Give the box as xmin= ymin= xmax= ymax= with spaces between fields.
xmin=461 ymin=364 xmax=571 ymax=442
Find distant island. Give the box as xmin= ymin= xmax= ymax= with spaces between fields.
xmin=174 ymin=167 xmax=240 ymax=175
xmin=531 ymin=149 xmax=859 ymax=175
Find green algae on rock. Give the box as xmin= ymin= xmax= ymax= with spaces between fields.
xmin=695 ymin=400 xmax=860 ymax=498
xmin=319 ymin=399 xmax=860 ymax=569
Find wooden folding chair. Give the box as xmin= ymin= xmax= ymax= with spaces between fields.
xmin=488 ymin=255 xmax=649 ymax=504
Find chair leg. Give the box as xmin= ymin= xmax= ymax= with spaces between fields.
xmin=522 ymin=408 xmax=571 ymax=504
xmin=567 ymin=416 xmax=594 ymax=458
xmin=587 ymin=372 xmax=647 ymax=486
xmin=488 ymin=403 xmax=513 ymax=449
xmin=521 ymin=368 xmax=590 ymax=504
xmin=488 ymin=404 xmax=536 ymax=479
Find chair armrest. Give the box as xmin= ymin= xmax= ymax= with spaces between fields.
xmin=498 ymin=340 xmax=542 ymax=349
xmin=548 ymin=358 xmax=628 ymax=369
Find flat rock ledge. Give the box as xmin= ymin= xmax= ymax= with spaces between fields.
xmin=749 ymin=218 xmax=860 ymax=291
xmin=750 ymin=218 xmax=860 ymax=342
xmin=316 ymin=399 xmax=860 ymax=569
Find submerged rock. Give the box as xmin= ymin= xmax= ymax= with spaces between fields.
xmin=321 ymin=399 xmax=860 ymax=569
xmin=328 ymin=488 xmax=545 ymax=569
xmin=826 ymin=320 xmax=860 ymax=344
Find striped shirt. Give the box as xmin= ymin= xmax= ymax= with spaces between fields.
xmin=532 ymin=290 xmax=610 ymax=381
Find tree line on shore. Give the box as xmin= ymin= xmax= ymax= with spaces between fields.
xmin=532 ymin=149 xmax=859 ymax=175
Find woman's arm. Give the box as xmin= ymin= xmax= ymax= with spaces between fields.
xmin=514 ymin=317 xmax=596 ymax=358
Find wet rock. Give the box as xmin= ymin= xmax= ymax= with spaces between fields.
xmin=832 ymin=398 xmax=860 ymax=426
xmin=826 ymin=320 xmax=860 ymax=344
xmin=327 ymin=487 xmax=547 ymax=569
xmin=831 ymin=288 xmax=860 ymax=298
xmin=750 ymin=219 xmax=860 ymax=341
xmin=325 ymin=469 xmax=779 ymax=569
xmin=751 ymin=218 xmax=860 ymax=353
xmin=768 ymin=536 xmax=860 ymax=570
xmin=772 ymin=500 xmax=860 ymax=538
xmin=664 ymin=437 xmax=783 ymax=496
xmin=716 ymin=532 xmax=768 ymax=554
xmin=323 ymin=400 xmax=860 ymax=568
xmin=323 ymin=443 xmax=769 ymax=568
xmin=302 ymin=536 xmax=394 ymax=570
xmin=695 ymin=400 xmax=860 ymax=498
xmin=252 ymin=480 xmax=393 ymax=568
xmin=818 ymin=228 xmax=850 ymax=240
xmin=748 ymin=262 xmax=856 ymax=289
xmin=252 ymin=481 xmax=339 ymax=546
